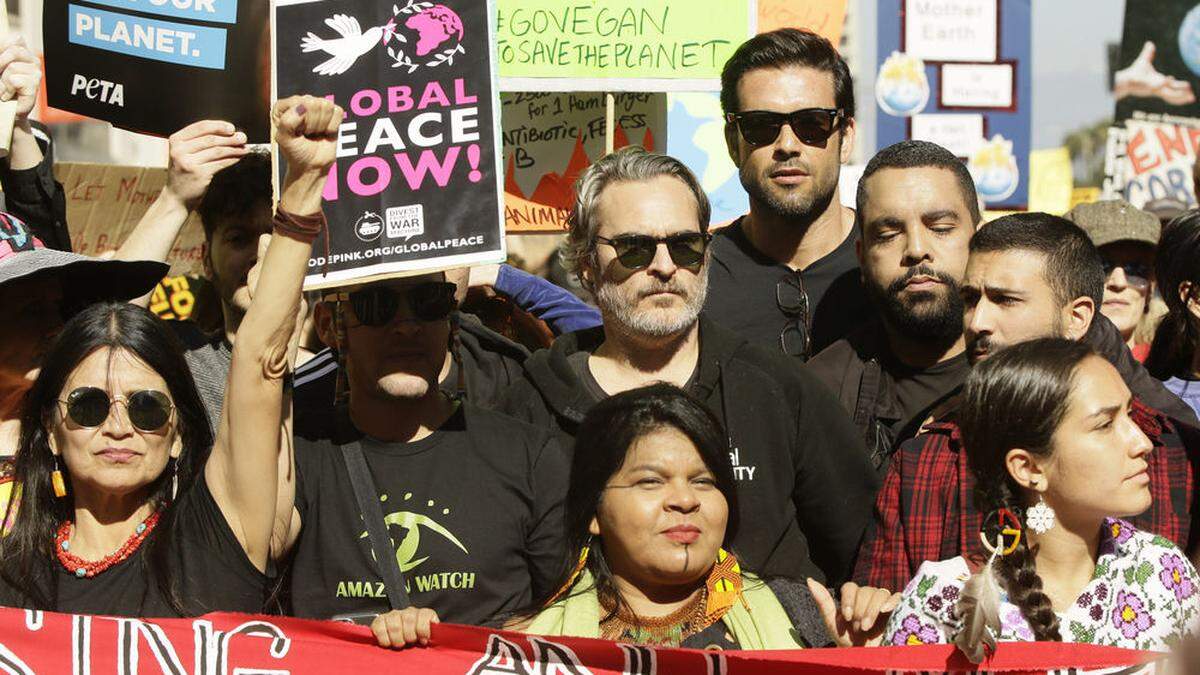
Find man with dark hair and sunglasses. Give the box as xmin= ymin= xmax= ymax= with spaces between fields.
xmin=271 ymin=272 xmax=569 ymax=627
xmin=500 ymin=146 xmax=877 ymax=585
xmin=805 ymin=141 xmax=980 ymax=470
xmin=704 ymin=28 xmax=870 ymax=361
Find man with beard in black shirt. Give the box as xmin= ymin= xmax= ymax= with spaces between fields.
xmin=705 ymin=29 xmax=871 ymax=359
xmin=500 ymin=147 xmax=877 ymax=586
xmin=272 ymin=273 xmax=568 ymax=627
xmin=806 ymin=142 xmax=977 ymax=469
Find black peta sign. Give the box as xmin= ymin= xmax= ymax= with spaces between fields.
xmin=43 ymin=0 xmax=270 ymax=141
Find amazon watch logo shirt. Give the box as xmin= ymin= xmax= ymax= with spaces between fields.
xmin=335 ymin=489 xmax=477 ymax=599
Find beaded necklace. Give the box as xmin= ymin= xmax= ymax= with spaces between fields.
xmin=598 ymin=588 xmax=713 ymax=647
xmin=55 ymin=509 xmax=162 ymax=579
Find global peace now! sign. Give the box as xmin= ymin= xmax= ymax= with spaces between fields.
xmin=274 ymin=0 xmax=505 ymax=289
xmin=0 ymin=607 xmax=1166 ymax=674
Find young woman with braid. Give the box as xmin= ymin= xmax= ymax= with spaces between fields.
xmin=884 ymin=338 xmax=1200 ymax=656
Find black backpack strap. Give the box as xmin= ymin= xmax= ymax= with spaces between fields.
xmin=340 ymin=442 xmax=411 ymax=610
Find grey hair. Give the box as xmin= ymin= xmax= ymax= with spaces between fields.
xmin=561 ymin=147 xmax=711 ymax=284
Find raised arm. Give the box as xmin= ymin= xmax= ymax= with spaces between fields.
xmin=116 ymin=120 xmax=248 ymax=305
xmin=204 ymin=95 xmax=342 ymax=571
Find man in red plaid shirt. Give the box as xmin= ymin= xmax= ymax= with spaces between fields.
xmin=854 ymin=213 xmax=1197 ymax=591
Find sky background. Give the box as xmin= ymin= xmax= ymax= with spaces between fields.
xmin=1030 ymin=0 xmax=1125 ymax=148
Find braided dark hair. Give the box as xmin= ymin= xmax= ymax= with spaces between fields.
xmin=959 ymin=338 xmax=1098 ymax=641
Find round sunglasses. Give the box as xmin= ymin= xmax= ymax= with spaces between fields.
xmin=595 ymin=232 xmax=711 ymax=271
xmin=725 ymin=108 xmax=844 ymax=147
xmin=58 ymin=387 xmax=174 ymax=432
xmin=324 ymin=281 xmax=457 ymax=327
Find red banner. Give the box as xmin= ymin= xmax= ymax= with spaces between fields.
xmin=0 ymin=607 xmax=1166 ymax=674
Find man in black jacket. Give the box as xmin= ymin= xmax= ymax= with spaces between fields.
xmin=500 ymin=147 xmax=878 ymax=585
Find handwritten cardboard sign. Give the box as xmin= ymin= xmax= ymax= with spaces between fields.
xmin=496 ymin=0 xmax=754 ymax=92
xmin=502 ymin=92 xmax=666 ymax=233
xmin=757 ymin=0 xmax=846 ymax=45
xmin=1112 ymin=120 xmax=1199 ymax=208
xmin=54 ymin=162 xmax=206 ymax=277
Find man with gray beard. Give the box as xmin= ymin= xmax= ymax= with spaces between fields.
xmin=499 ymin=147 xmax=878 ymax=585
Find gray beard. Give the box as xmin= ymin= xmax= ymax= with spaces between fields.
xmin=596 ymin=277 xmax=708 ymax=340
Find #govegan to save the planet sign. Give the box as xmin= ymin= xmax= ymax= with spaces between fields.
xmin=275 ymin=0 xmax=505 ymax=289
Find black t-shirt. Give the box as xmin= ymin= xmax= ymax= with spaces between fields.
xmin=705 ymin=218 xmax=872 ymax=360
xmin=289 ymin=404 xmax=568 ymax=624
xmin=0 ymin=475 xmax=267 ymax=617
xmin=886 ymin=351 xmax=970 ymax=438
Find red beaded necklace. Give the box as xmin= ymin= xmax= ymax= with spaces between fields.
xmin=55 ymin=509 xmax=162 ymax=579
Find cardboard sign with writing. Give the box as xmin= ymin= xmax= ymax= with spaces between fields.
xmin=496 ymin=0 xmax=755 ymax=92
xmin=503 ymin=92 xmax=666 ymax=233
xmin=54 ymin=161 xmax=206 ymax=277
xmin=274 ymin=0 xmax=505 ymax=290
xmin=1114 ymin=119 xmax=1199 ymax=208
xmin=42 ymin=0 xmax=270 ymax=140
xmin=757 ymin=0 xmax=846 ymax=45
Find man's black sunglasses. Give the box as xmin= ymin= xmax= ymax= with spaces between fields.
xmin=324 ymin=281 xmax=457 ymax=326
xmin=725 ymin=108 xmax=845 ymax=147
xmin=595 ymin=232 xmax=712 ymax=271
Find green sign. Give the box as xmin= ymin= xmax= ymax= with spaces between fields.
xmin=496 ymin=0 xmax=753 ymax=91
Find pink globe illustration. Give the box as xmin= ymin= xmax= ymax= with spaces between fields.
xmin=405 ymin=5 xmax=465 ymax=56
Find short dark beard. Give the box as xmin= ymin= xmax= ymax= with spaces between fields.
xmin=867 ymin=265 xmax=964 ymax=341
xmin=740 ymin=163 xmax=838 ymax=231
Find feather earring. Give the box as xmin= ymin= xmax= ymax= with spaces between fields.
xmin=954 ymin=542 xmax=1003 ymax=663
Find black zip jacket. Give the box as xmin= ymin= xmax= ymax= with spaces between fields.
xmin=498 ymin=314 xmax=880 ymax=585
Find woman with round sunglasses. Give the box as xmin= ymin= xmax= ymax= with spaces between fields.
xmin=0 ymin=96 xmax=343 ymax=616
xmin=371 ymin=384 xmax=899 ymax=650
xmin=885 ymin=338 xmax=1199 ymax=657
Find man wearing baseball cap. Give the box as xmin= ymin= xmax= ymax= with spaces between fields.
xmin=0 ymin=211 xmax=167 ymax=455
xmin=1066 ymin=199 xmax=1161 ymax=362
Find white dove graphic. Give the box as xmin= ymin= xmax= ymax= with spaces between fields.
xmin=300 ymin=14 xmax=396 ymax=76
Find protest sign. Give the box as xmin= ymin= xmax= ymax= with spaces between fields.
xmin=1028 ymin=146 xmax=1073 ymax=214
xmin=502 ymin=91 xmax=666 ymax=233
xmin=274 ymin=0 xmax=504 ymax=290
xmin=54 ymin=161 xmax=206 ymax=277
xmin=0 ymin=606 xmax=1165 ymax=674
xmin=41 ymin=0 xmax=270 ymax=140
xmin=496 ymin=0 xmax=754 ymax=92
xmin=1109 ymin=119 xmax=1199 ymax=208
xmin=757 ymin=0 xmax=846 ymax=46
xmin=876 ymin=0 xmax=1031 ymax=210
xmin=1115 ymin=0 xmax=1200 ymax=127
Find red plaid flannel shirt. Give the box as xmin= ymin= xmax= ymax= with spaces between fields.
xmin=853 ymin=399 xmax=1194 ymax=591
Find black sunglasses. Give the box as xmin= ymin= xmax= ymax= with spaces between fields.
xmin=59 ymin=387 xmax=174 ymax=432
xmin=595 ymin=232 xmax=711 ymax=271
xmin=1102 ymin=260 xmax=1152 ymax=288
xmin=725 ymin=108 xmax=844 ymax=147
xmin=326 ymin=281 xmax=457 ymax=327
xmin=777 ymin=272 xmax=812 ymax=359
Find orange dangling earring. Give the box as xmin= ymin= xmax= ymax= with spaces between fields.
xmin=51 ymin=456 xmax=68 ymax=498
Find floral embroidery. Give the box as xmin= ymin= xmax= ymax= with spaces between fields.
xmin=1002 ymin=607 xmax=1034 ymax=641
xmin=890 ymin=615 xmax=941 ymax=646
xmin=1112 ymin=591 xmax=1154 ymax=639
xmin=1160 ymin=553 xmax=1197 ymax=603
xmin=885 ymin=520 xmax=1200 ymax=653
